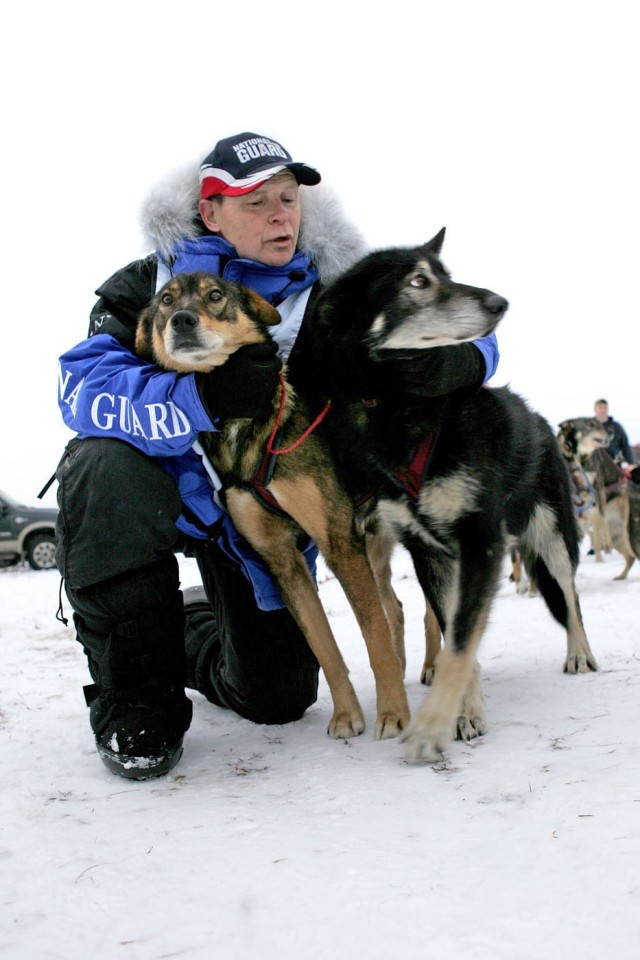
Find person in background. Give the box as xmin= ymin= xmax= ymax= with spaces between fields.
xmin=594 ymin=398 xmax=635 ymax=467
xmin=55 ymin=131 xmax=500 ymax=780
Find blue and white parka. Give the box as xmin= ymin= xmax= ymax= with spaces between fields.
xmin=57 ymin=161 xmax=500 ymax=610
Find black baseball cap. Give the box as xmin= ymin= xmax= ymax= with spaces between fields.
xmin=199 ymin=132 xmax=321 ymax=199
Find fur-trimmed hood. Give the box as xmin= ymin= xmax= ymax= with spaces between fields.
xmin=138 ymin=160 xmax=368 ymax=285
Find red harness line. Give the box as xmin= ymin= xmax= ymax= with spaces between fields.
xmin=604 ymin=456 xmax=630 ymax=495
xmin=245 ymin=376 xmax=438 ymax=516
xmin=244 ymin=373 xmax=331 ymax=517
xmin=267 ymin=373 xmax=332 ymax=455
xmin=390 ymin=432 xmax=438 ymax=500
xmin=355 ymin=397 xmax=440 ymax=505
xmin=354 ymin=431 xmax=439 ymax=508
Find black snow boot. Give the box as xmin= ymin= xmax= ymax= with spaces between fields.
xmin=68 ymin=560 xmax=193 ymax=780
xmin=183 ymin=585 xmax=221 ymax=703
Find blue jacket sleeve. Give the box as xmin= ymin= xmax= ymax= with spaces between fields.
xmin=474 ymin=332 xmax=500 ymax=383
xmin=57 ymin=334 xmax=216 ymax=456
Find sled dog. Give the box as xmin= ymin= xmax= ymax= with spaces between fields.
xmin=287 ymin=229 xmax=598 ymax=762
xmin=557 ymin=418 xmax=611 ymax=560
xmin=135 ymin=272 xmax=409 ymax=741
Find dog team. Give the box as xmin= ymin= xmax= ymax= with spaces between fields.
xmin=55 ymin=130 xmax=632 ymax=779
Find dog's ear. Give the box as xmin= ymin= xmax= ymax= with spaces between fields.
xmin=556 ymin=421 xmax=577 ymax=458
xmin=422 ymin=227 xmax=446 ymax=257
xmin=243 ymin=288 xmax=281 ymax=326
xmin=134 ymin=310 xmax=155 ymax=361
xmin=563 ymin=423 xmax=577 ymax=453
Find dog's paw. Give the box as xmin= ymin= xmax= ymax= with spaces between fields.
xmin=327 ymin=711 xmax=366 ymax=739
xmin=456 ymin=683 xmax=486 ymax=741
xmin=401 ymin=715 xmax=455 ymax=763
xmin=374 ymin=710 xmax=409 ymax=741
xmin=456 ymin=711 xmax=486 ymax=742
xmin=401 ymin=727 xmax=447 ymax=763
xmin=420 ymin=665 xmax=436 ymax=686
xmin=564 ymin=652 xmax=598 ymax=674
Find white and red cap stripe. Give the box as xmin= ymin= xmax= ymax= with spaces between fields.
xmin=199 ymin=132 xmax=321 ymax=199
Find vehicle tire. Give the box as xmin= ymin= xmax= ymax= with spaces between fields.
xmin=26 ymin=533 xmax=57 ymax=571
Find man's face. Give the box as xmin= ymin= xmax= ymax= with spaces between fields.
xmin=595 ymin=402 xmax=609 ymax=422
xmin=199 ymin=172 xmax=302 ymax=267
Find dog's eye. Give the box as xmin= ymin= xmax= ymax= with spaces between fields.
xmin=161 ymin=293 xmax=173 ymax=305
xmin=208 ymin=289 xmax=224 ymax=302
xmin=409 ymin=274 xmax=430 ymax=288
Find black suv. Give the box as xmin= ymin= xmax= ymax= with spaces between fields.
xmin=0 ymin=489 xmax=58 ymax=570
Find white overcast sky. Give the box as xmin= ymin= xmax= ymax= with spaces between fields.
xmin=3 ymin=0 xmax=638 ymax=504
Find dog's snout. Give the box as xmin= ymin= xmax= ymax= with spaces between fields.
xmin=171 ymin=309 xmax=199 ymax=331
xmin=484 ymin=292 xmax=509 ymax=317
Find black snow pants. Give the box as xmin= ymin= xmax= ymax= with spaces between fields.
xmin=55 ymin=437 xmax=319 ymax=725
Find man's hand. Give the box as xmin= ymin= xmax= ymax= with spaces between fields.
xmin=379 ymin=343 xmax=485 ymax=399
xmin=196 ymin=341 xmax=282 ymax=421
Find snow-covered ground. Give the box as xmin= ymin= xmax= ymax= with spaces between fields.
xmin=1 ymin=544 xmax=639 ymax=959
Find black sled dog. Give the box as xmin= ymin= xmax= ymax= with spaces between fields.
xmin=135 ymin=272 xmax=409 ymax=741
xmin=287 ymin=228 xmax=598 ymax=763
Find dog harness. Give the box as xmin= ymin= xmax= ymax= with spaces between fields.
xmin=388 ymin=432 xmax=439 ymax=500
xmin=570 ymin=456 xmax=629 ymax=519
xmin=240 ymin=374 xmax=332 ymax=519
xmin=570 ymin=465 xmax=597 ymax=516
xmin=354 ymin=427 xmax=440 ymax=509
xmin=241 ymin=428 xmax=288 ymax=518
xmin=603 ymin=461 xmax=628 ymax=496
xmin=356 ymin=397 xmax=440 ymax=504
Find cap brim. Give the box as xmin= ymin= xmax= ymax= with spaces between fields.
xmin=287 ymin=163 xmax=322 ymax=187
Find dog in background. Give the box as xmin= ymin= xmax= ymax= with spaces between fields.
xmin=557 ymin=418 xmax=611 ymax=559
xmin=556 ymin=417 xmax=609 ymax=464
xmin=289 ymin=229 xmax=598 ymax=763
xmin=508 ymin=546 xmax=538 ymax=596
xmin=135 ymin=272 xmax=409 ymax=741
xmin=557 ymin=417 xmax=640 ymax=577
xmin=582 ymin=446 xmax=640 ymax=580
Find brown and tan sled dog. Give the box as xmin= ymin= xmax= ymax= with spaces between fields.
xmin=135 ymin=271 xmax=410 ymax=741
xmin=558 ymin=418 xmax=639 ymax=578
